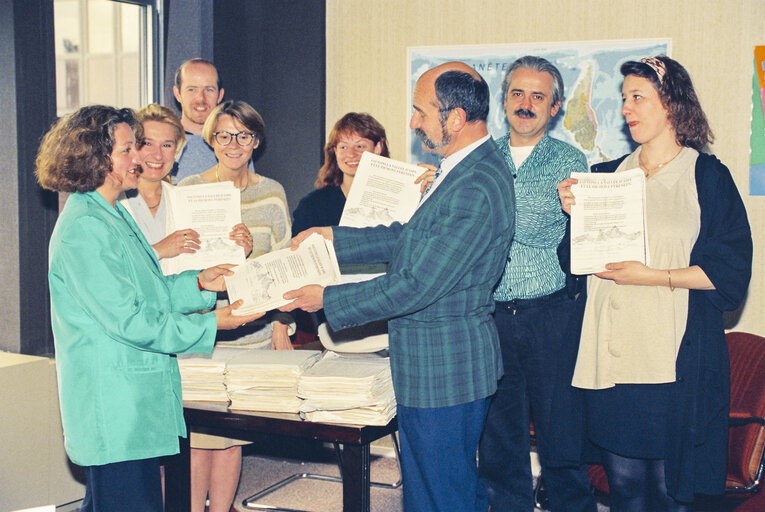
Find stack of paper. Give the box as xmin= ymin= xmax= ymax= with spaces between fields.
xmin=297 ymin=352 xmax=396 ymax=425
xmin=226 ymin=349 xmax=322 ymax=412
xmin=178 ymin=347 xmax=247 ymax=402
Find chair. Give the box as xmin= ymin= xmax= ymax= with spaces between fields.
xmin=587 ymin=331 xmax=765 ymax=510
xmin=724 ymin=331 xmax=765 ymax=510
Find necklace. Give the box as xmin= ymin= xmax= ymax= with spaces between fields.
xmin=216 ymin=164 xmax=249 ymax=193
xmin=141 ymin=192 xmax=161 ymax=209
xmin=638 ymin=147 xmax=682 ymax=178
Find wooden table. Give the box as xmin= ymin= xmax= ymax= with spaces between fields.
xmin=164 ymin=401 xmax=398 ymax=512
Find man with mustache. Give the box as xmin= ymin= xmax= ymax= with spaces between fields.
xmin=282 ymin=61 xmax=515 ymax=512
xmin=478 ymin=56 xmax=596 ymax=512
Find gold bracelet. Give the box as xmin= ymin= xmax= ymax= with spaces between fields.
xmin=667 ymin=270 xmax=675 ymax=292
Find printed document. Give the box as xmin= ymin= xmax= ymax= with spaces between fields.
xmin=570 ymin=168 xmax=649 ymax=275
xmin=165 ymin=181 xmax=245 ymax=274
xmin=225 ymin=233 xmax=341 ymax=315
xmin=339 ymin=152 xmax=421 ymax=227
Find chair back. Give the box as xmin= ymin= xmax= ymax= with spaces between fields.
xmin=725 ymin=331 xmax=765 ymax=493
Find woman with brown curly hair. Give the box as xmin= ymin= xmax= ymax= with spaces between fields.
xmin=38 ymin=105 xmax=262 ymax=511
xmin=291 ymin=112 xmax=389 ymax=235
xmin=558 ymin=56 xmax=752 ymax=511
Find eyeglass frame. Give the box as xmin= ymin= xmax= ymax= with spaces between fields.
xmin=212 ymin=130 xmax=259 ymax=147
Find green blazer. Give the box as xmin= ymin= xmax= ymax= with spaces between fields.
xmin=48 ymin=191 xmax=217 ymax=466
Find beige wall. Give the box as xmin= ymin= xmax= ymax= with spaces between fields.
xmin=327 ymin=0 xmax=765 ymax=335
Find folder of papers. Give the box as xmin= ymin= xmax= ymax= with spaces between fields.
xmin=225 ymin=349 xmax=322 ymax=412
xmin=297 ymin=352 xmax=396 ymax=425
xmin=178 ymin=347 xmax=249 ymax=402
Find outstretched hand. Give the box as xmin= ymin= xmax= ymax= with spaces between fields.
xmin=197 ymin=264 xmax=236 ymax=292
xmin=279 ymin=285 xmax=325 ymax=313
xmin=214 ymin=300 xmax=264 ymax=329
xmin=290 ymin=227 xmax=333 ymax=250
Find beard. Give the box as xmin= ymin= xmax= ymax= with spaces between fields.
xmin=415 ymin=119 xmax=451 ymax=151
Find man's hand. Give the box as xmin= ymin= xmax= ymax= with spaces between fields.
xmin=557 ymin=177 xmax=578 ymax=215
xmin=291 ymin=227 xmax=333 ymax=250
xmin=279 ymin=285 xmax=325 ymax=313
xmin=414 ymin=164 xmax=437 ymax=194
xmin=197 ymin=264 xmax=236 ymax=292
xmin=214 ymin=300 xmax=264 ymax=329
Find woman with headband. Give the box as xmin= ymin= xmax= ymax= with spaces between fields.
xmin=558 ymin=56 xmax=752 ymax=511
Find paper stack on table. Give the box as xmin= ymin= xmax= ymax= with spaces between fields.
xmin=297 ymin=351 xmax=396 ymax=425
xmin=226 ymin=349 xmax=322 ymax=412
xmin=178 ymin=347 xmax=248 ymax=402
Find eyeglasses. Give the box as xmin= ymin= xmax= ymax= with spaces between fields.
xmin=213 ymin=131 xmax=257 ymax=146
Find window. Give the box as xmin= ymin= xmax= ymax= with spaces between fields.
xmin=54 ymin=0 xmax=162 ymax=116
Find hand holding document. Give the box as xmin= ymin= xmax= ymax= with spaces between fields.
xmin=569 ymin=169 xmax=649 ymax=275
xmin=339 ymin=152 xmax=422 ymax=227
xmin=225 ymin=233 xmax=341 ymax=315
xmin=164 ymin=182 xmax=245 ymax=274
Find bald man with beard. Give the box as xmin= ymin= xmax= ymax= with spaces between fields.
xmin=282 ymin=62 xmax=515 ymax=511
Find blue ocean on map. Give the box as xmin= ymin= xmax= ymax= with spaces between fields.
xmin=408 ymin=40 xmax=670 ymax=166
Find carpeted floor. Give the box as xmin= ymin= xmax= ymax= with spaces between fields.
xmin=231 ymin=439 xmax=611 ymax=512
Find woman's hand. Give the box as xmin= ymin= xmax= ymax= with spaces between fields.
xmin=279 ymin=285 xmax=324 ymax=312
xmin=197 ymin=264 xmax=236 ymax=292
xmin=290 ymin=227 xmax=333 ymax=250
xmin=214 ymin=300 xmax=264 ymax=329
xmin=270 ymin=321 xmax=294 ymax=350
xmin=414 ymin=164 xmax=437 ymax=194
xmin=230 ymin=223 xmax=254 ymax=258
xmin=153 ymin=229 xmax=201 ymax=259
xmin=595 ymin=261 xmax=662 ymax=286
xmin=557 ymin=178 xmax=578 ymax=215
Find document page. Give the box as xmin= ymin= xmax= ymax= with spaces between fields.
xmin=225 ymin=233 xmax=341 ymax=315
xmin=165 ymin=182 xmax=245 ymax=274
xmin=569 ymin=168 xmax=649 ymax=275
xmin=339 ymin=152 xmax=421 ymax=228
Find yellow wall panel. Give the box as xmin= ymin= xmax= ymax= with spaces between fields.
xmin=326 ymin=0 xmax=765 ymax=334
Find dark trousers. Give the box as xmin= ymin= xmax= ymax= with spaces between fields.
xmin=479 ymin=290 xmax=596 ymax=512
xmin=397 ymin=398 xmax=490 ymax=512
xmin=80 ymin=457 xmax=163 ymax=512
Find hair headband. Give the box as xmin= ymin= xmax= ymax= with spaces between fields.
xmin=640 ymin=57 xmax=666 ymax=85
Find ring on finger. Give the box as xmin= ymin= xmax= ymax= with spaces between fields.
xmin=183 ymin=233 xmax=188 ymax=240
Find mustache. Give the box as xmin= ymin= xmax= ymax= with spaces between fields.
xmin=514 ymin=109 xmax=536 ymax=118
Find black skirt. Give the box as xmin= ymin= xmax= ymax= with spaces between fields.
xmin=584 ymin=381 xmax=677 ymax=459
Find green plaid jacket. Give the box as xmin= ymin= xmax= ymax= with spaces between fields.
xmin=324 ymin=138 xmax=515 ymax=408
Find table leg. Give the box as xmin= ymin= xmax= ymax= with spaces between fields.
xmin=163 ymin=435 xmax=191 ymax=512
xmin=339 ymin=443 xmax=371 ymax=512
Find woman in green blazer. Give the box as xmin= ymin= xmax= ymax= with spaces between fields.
xmin=36 ymin=105 xmax=262 ymax=511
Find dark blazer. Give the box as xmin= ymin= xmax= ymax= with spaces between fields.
xmin=323 ymin=138 xmax=516 ymax=408
xmin=585 ymin=152 xmax=752 ymax=501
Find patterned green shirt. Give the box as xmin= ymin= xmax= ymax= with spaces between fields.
xmin=494 ymin=132 xmax=588 ymax=301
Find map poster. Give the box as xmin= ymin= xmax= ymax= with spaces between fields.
xmin=749 ymin=46 xmax=765 ymax=196
xmin=408 ymin=39 xmax=671 ymax=166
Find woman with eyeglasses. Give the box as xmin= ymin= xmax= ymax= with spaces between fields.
xmin=177 ymin=100 xmax=293 ymax=512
